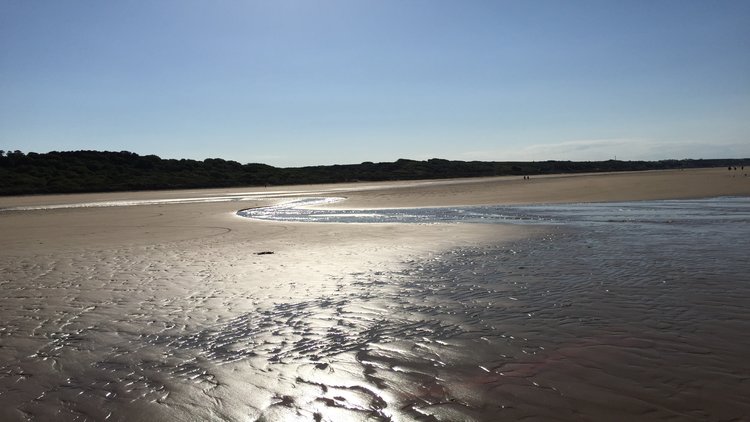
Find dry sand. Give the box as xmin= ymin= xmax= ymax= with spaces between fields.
xmin=333 ymin=167 xmax=750 ymax=208
xmin=1 ymin=167 xmax=748 ymax=421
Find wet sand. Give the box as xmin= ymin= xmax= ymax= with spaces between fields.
xmin=1 ymin=168 xmax=749 ymax=421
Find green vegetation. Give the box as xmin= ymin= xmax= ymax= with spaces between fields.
xmin=0 ymin=149 xmax=747 ymax=196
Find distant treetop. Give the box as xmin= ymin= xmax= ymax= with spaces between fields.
xmin=0 ymin=150 xmax=747 ymax=196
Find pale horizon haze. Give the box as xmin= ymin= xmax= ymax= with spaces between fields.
xmin=1 ymin=0 xmax=749 ymax=167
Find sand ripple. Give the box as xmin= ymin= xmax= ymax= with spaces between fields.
xmin=2 ymin=199 xmax=749 ymax=421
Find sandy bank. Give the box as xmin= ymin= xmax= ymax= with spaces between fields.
xmin=333 ymin=167 xmax=750 ymax=208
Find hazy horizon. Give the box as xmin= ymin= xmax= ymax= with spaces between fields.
xmin=2 ymin=1 xmax=749 ymax=167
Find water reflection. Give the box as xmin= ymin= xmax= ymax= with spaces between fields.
xmin=238 ymin=196 xmax=750 ymax=227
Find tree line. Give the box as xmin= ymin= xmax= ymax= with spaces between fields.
xmin=0 ymin=149 xmax=747 ymax=196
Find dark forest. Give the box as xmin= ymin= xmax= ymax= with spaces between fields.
xmin=1 ymin=149 xmax=746 ymax=196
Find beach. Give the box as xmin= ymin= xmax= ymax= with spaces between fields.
xmin=1 ymin=167 xmax=749 ymax=421
xmin=1 ymin=168 xmax=747 ymax=252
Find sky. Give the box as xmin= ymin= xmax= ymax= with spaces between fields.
xmin=1 ymin=0 xmax=749 ymax=167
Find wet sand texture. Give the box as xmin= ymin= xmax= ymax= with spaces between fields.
xmin=1 ymin=168 xmax=749 ymax=421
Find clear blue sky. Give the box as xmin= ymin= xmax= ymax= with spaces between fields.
xmin=2 ymin=0 xmax=748 ymax=167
